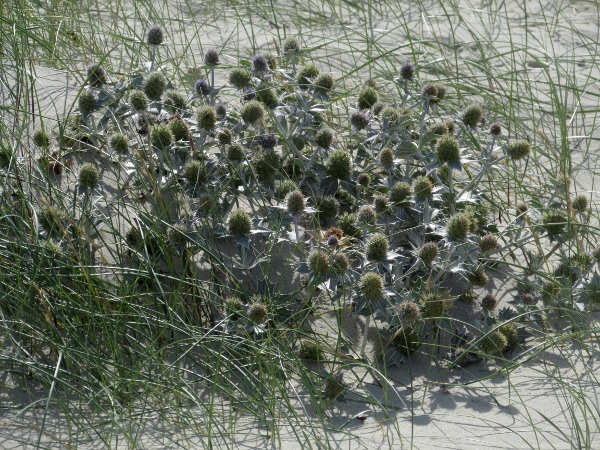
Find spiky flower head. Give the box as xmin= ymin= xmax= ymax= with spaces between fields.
xmin=169 ymin=119 xmax=189 ymax=141
xmin=78 ymin=162 xmax=99 ymax=188
xmin=572 ymin=194 xmax=588 ymax=212
xmin=357 ymin=172 xmax=371 ymax=187
xmin=203 ymin=48 xmax=220 ymax=66
xmin=457 ymin=288 xmax=478 ymax=304
xmin=252 ymin=150 xmax=280 ymax=182
xmin=143 ymin=72 xmax=166 ymax=100
xmin=109 ymin=133 xmax=129 ymax=154
xmin=315 ymin=74 xmax=334 ymax=94
xmin=390 ymin=182 xmax=412 ymax=205
xmin=286 ymin=189 xmax=305 ymax=213
xmin=507 ymin=140 xmax=531 ymax=160
xmin=78 ymin=91 xmax=96 ymax=114
xmin=421 ymin=83 xmax=438 ymax=98
xmin=151 ymin=124 xmax=174 ymax=150
xmin=198 ymin=193 xmax=214 ymax=212
xmin=327 ymin=235 xmax=339 ymax=246
xmin=259 ymin=134 xmax=278 ymax=149
xmin=216 ymin=102 xmax=227 ymax=117
xmin=397 ymin=301 xmax=420 ymax=325
xmin=542 ymin=209 xmax=567 ymax=235
xmin=356 ymin=205 xmax=377 ymax=225
xmin=461 ymin=104 xmax=483 ymax=128
xmin=146 ymin=25 xmax=164 ymax=46
xmin=183 ymin=160 xmax=207 ymax=184
xmin=86 ymin=64 xmax=107 ymax=87
xmin=468 ymin=267 xmax=488 ymax=287
xmin=447 ymin=212 xmax=471 ymax=239
xmin=252 ymin=54 xmax=269 ymax=73
xmin=197 ymin=106 xmax=217 ymax=130
xmin=429 ymin=84 xmax=447 ymax=105
xmin=413 ymin=176 xmax=433 ymax=200
xmin=324 ymin=372 xmax=345 ymax=399
xmin=499 ymin=322 xmax=519 ymax=348
xmin=436 ymin=135 xmax=460 ymax=165
xmin=445 ymin=120 xmax=456 ymax=134
xmin=248 ymin=302 xmax=268 ymax=324
xmin=168 ymin=224 xmax=190 ymax=246
xmin=338 ymin=212 xmax=361 ymax=239
xmin=350 ymin=111 xmax=369 ymax=130
xmin=129 ymin=90 xmax=148 ymax=111
xmin=33 ymin=128 xmax=50 ymax=148
xmin=541 ymin=280 xmax=560 ymax=303
xmin=374 ymin=195 xmax=389 ymax=214
xmin=296 ymin=64 xmax=319 ymax=85
xmin=227 ymin=144 xmax=245 ymax=162
xmin=490 ymin=123 xmax=502 ymax=136
xmin=419 ymin=242 xmax=439 ymax=264
xmin=380 ymin=147 xmax=394 ymax=167
xmin=217 ymin=128 xmax=233 ymax=145
xmin=324 ymin=227 xmax=343 ymax=240
xmin=480 ymin=234 xmax=498 ymax=252
xmin=429 ymin=122 xmax=448 ymax=136
xmin=315 ymin=127 xmax=334 ymax=148
xmin=257 ymin=87 xmax=278 ymax=107
xmin=522 ymin=293 xmax=537 ymax=306
xmin=420 ymin=292 xmax=448 ymax=318
xmin=326 ymin=150 xmax=352 ymax=181
xmin=480 ymin=293 xmax=497 ymax=311
xmin=227 ymin=68 xmax=252 ymax=90
xmin=163 ymin=91 xmax=186 ymax=112
xmin=317 ymin=196 xmax=339 ymax=220
xmin=366 ymin=232 xmax=389 ymax=261
xmin=400 ymin=61 xmax=415 ymax=80
xmin=372 ymin=101 xmax=386 ymax=116
xmin=360 ymin=272 xmax=384 ymax=300
xmin=357 ymin=87 xmax=378 ymax=110
xmin=242 ymin=87 xmax=257 ymax=102
xmin=195 ymin=78 xmax=210 ymax=96
xmin=283 ymin=38 xmax=301 ymax=55
xmin=479 ymin=331 xmax=508 ymax=355
xmin=223 ymin=297 xmax=243 ymax=320
xmin=309 ymin=250 xmax=328 ymax=275
xmin=332 ymin=253 xmax=349 ymax=274
xmin=240 ymin=100 xmax=265 ymax=123
xmin=228 ymin=209 xmax=252 ymax=237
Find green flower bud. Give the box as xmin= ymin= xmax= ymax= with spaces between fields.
xmin=421 ymin=83 xmax=438 ymax=98
xmin=217 ymin=128 xmax=233 ymax=145
xmin=315 ymin=73 xmax=334 ymax=93
xmin=227 ymin=143 xmax=245 ymax=162
xmin=228 ymin=209 xmax=252 ymax=237
xmin=86 ymin=64 xmax=107 ymax=87
xmin=542 ymin=209 xmax=567 ymax=235
xmin=251 ymin=149 xmax=280 ymax=182
xmin=182 ymin=160 xmax=207 ymax=184
xmin=479 ymin=331 xmax=508 ymax=355
xmin=419 ymin=242 xmax=438 ymax=264
xmin=168 ymin=224 xmax=190 ymax=246
xmin=326 ymin=150 xmax=352 ymax=180
xmin=461 ymin=104 xmax=483 ymax=128
xmin=324 ymin=372 xmax=345 ymax=399
xmin=78 ymin=91 xmax=96 ymax=114
xmin=447 ymin=212 xmax=471 ymax=239
xmin=129 ymin=90 xmax=148 ymax=111
xmin=228 ymin=68 xmax=252 ymax=90
xmin=338 ymin=212 xmax=361 ymax=239
xmin=356 ymin=205 xmax=376 ymax=225
xmin=109 ymin=133 xmax=129 ymax=154
xmin=143 ymin=72 xmax=166 ymax=100
xmin=360 ymin=272 xmax=384 ymax=300
xmin=39 ymin=206 xmax=69 ymax=234
xmin=357 ymin=86 xmax=378 ymax=110
xmin=413 ymin=176 xmax=433 ymax=200
xmin=429 ymin=122 xmax=448 ymax=136
xmin=197 ymin=106 xmax=217 ymax=130
xmin=248 ymin=302 xmax=267 ymax=324
xmin=380 ymin=147 xmax=394 ymax=167
xmin=146 ymin=25 xmax=164 ymax=46
xmin=286 ymin=189 xmax=305 ymax=213
xmin=541 ymin=280 xmax=560 ymax=303
xmin=275 ymin=180 xmax=297 ymax=200
xmin=390 ymin=182 xmax=412 ymax=204
xmin=397 ymin=301 xmax=420 ymax=325
xmin=240 ymin=100 xmax=265 ymax=123
xmin=499 ymin=322 xmax=519 ymax=348
xmin=480 ymin=293 xmax=497 ymax=311
xmin=257 ymin=87 xmax=278 ymax=108
xmin=507 ymin=140 xmax=531 ymax=160
xmin=203 ymin=48 xmax=220 ymax=66
xmin=436 ymin=135 xmax=460 ymax=165
xmin=366 ymin=232 xmax=389 ymax=261
xmin=420 ymin=292 xmax=448 ymax=318
xmin=373 ymin=195 xmax=389 ymax=214
xmin=224 ymin=297 xmax=243 ymax=320
xmin=283 ymin=38 xmax=301 ymax=55
xmin=309 ymin=250 xmax=328 ymax=275
xmin=315 ymin=126 xmax=334 ymax=148
xmin=468 ymin=267 xmax=488 ymax=287
xmin=429 ymin=84 xmax=447 ymax=106
xmin=516 ymin=203 xmax=529 ymax=216
xmin=33 ymin=128 xmax=50 ymax=148
xmin=298 ymin=340 xmax=323 ymax=360
xmin=169 ymin=118 xmax=190 ymax=141
xmin=78 ymin=162 xmax=99 ymax=188
xmin=296 ymin=64 xmax=319 ymax=85
xmin=125 ymin=227 xmax=142 ymax=247
xmin=572 ymin=194 xmax=588 ymax=212
xmin=316 ymin=195 xmax=339 ymax=221
xmin=357 ymin=172 xmax=371 ymax=187
xmin=480 ymin=234 xmax=498 ymax=252
xmin=151 ymin=124 xmax=174 ymax=150
xmin=490 ymin=123 xmax=502 ymax=136
xmin=350 ymin=111 xmax=369 ymax=130
xmin=332 ymin=253 xmax=350 ymax=274
xmin=163 ymin=91 xmax=186 ymax=111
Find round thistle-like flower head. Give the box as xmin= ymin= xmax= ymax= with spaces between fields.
xmin=420 ymin=292 xmax=448 ymax=318
xmin=146 ymin=25 xmax=164 ymax=46
xmin=541 ymin=280 xmax=560 ymax=303
xmin=357 ymin=86 xmax=378 ymax=110
xmin=217 ymin=128 xmax=233 ymax=145
xmin=78 ymin=162 xmax=99 ymax=188
xmin=480 ymin=234 xmax=498 ymax=252
xmin=296 ymin=64 xmax=319 ymax=85
xmin=315 ymin=73 xmax=334 ymax=93
xmin=419 ymin=242 xmax=438 ymax=264
xmin=390 ymin=182 xmax=412 ymax=204
xmin=183 ymin=160 xmax=207 ymax=184
xmin=168 ymin=224 xmax=190 ymax=246
xmin=542 ymin=209 xmax=567 ymax=235
xmin=78 ymin=91 xmax=96 ymax=114
xmin=33 ymin=128 xmax=50 ymax=148
xmin=356 ymin=205 xmax=376 ymax=225
xmin=309 ymin=250 xmax=328 ymax=275
xmin=197 ymin=106 xmax=217 ymax=130
xmin=490 ymin=123 xmax=502 ymax=136
xmin=397 ymin=301 xmax=420 ymax=324
xmin=259 ymin=134 xmax=278 ymax=149
xmin=522 ymin=293 xmax=537 ymax=306
xmin=421 ymin=83 xmax=438 ymax=98
xmin=350 ymin=111 xmax=369 ymax=130
xmin=275 ymin=180 xmax=297 ymax=200
xmin=324 ymin=372 xmax=345 ymax=399
xmin=400 ymin=61 xmax=415 ymax=80
xmin=374 ymin=195 xmax=389 ymax=214
xmin=360 ymin=272 xmax=384 ymax=300
xmin=257 ymin=87 xmax=278 ymax=108
xmin=248 ymin=302 xmax=268 ymax=324
xmin=436 ymin=135 xmax=460 ymax=165
xmin=195 ymin=78 xmax=210 ymax=96
xmin=283 ymin=38 xmax=301 ymax=55
xmin=338 ymin=212 xmax=361 ymax=239
xmin=461 ymin=104 xmax=483 ymax=128
xmin=163 ymin=91 xmax=186 ymax=112
xmin=326 ymin=150 xmax=352 ymax=180
xmin=327 ymin=235 xmax=339 ymax=246
xmin=252 ymin=150 xmax=280 ymax=182
xmin=109 ymin=133 xmax=129 ymax=154
xmin=227 ymin=144 xmax=245 ymax=162
xmin=499 ymin=322 xmax=519 ymax=348
xmin=457 ymin=288 xmax=478 ymax=304
xmin=169 ymin=119 xmax=189 ymax=141
xmin=507 ymin=140 xmax=531 ymax=160
xmin=223 ymin=297 xmax=243 ymax=320
xmin=413 ymin=176 xmax=433 ymax=200
xmin=479 ymin=331 xmax=508 ymax=355
xmin=216 ymin=102 xmax=227 ymax=117
xmin=366 ymin=232 xmax=389 ymax=261
xmin=286 ymin=189 xmax=305 ymax=213
xmin=203 ymin=48 xmax=220 ymax=66
xmin=198 ymin=193 xmax=214 ymax=212
xmin=332 ymin=253 xmax=350 ymax=274
xmin=151 ymin=124 xmax=174 ymax=150
xmin=357 ymin=172 xmax=371 ymax=187
xmin=129 ymin=90 xmax=148 ymax=111
xmin=252 ymin=54 xmax=269 ymax=73
xmin=315 ymin=127 xmax=334 ymax=148
xmin=228 ymin=209 xmax=252 ymax=237
xmin=317 ymin=196 xmax=339 ymax=221
xmin=372 ymin=101 xmax=386 ymax=116
xmin=240 ymin=100 xmax=265 ymax=123
xmin=380 ymin=147 xmax=394 ymax=167
xmin=429 ymin=84 xmax=447 ymax=105
xmin=572 ymin=194 xmax=588 ymax=212
xmin=447 ymin=212 xmax=471 ymax=239
xmin=468 ymin=267 xmax=489 ymax=287
xmin=480 ymin=293 xmax=497 ymax=311
xmin=429 ymin=122 xmax=448 ymax=136
xmin=228 ymin=68 xmax=252 ymax=90
xmin=143 ymin=72 xmax=166 ymax=100
xmin=86 ymin=64 xmax=107 ymax=87
xmin=324 ymin=227 xmax=343 ymax=240
xmin=445 ymin=120 xmax=456 ymax=134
